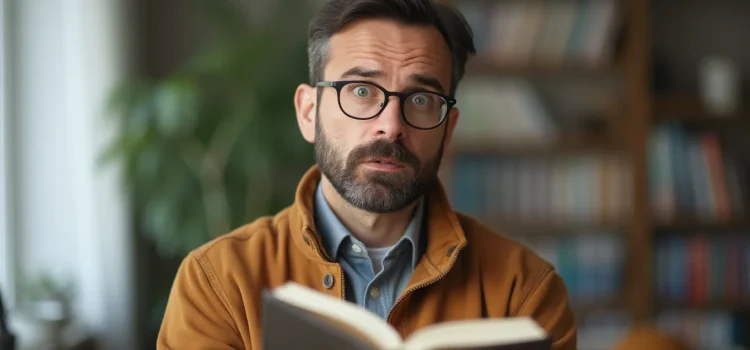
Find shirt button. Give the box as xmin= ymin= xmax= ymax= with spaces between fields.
xmin=352 ymin=244 xmax=362 ymax=254
xmin=370 ymin=287 xmax=380 ymax=299
xmin=323 ymin=274 xmax=334 ymax=289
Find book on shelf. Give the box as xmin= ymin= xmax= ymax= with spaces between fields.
xmin=262 ymin=282 xmax=552 ymax=350
xmin=533 ymin=1 xmax=578 ymax=65
xmin=655 ymin=234 xmax=750 ymax=349
xmin=655 ymin=235 xmax=750 ymax=306
xmin=649 ymin=123 xmax=747 ymax=224
xmin=454 ymin=78 xmax=558 ymax=146
xmin=456 ymin=0 xmax=621 ymax=67
xmin=448 ymin=154 xmax=632 ymax=226
xmin=657 ymin=310 xmax=748 ymax=349
xmin=529 ymin=233 xmax=624 ymax=305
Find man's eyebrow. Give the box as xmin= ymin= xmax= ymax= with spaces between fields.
xmin=340 ymin=66 xmax=385 ymax=79
xmin=408 ymin=73 xmax=446 ymax=94
xmin=339 ymin=67 xmax=446 ymax=93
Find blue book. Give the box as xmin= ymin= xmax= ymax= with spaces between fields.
xmin=671 ymin=237 xmax=688 ymax=302
xmin=556 ymin=238 xmax=579 ymax=301
xmin=668 ymin=124 xmax=694 ymax=216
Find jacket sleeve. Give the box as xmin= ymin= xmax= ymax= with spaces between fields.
xmin=157 ymin=252 xmax=245 ymax=349
xmin=515 ymin=269 xmax=577 ymax=350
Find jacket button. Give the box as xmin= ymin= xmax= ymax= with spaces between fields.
xmin=323 ymin=274 xmax=334 ymax=289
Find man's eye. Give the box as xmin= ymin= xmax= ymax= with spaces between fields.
xmin=411 ymin=94 xmax=427 ymax=105
xmin=354 ymin=87 xmax=370 ymax=97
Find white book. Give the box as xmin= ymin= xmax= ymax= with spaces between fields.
xmin=263 ymin=282 xmax=552 ymax=350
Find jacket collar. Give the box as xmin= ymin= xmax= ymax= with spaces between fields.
xmin=289 ymin=166 xmax=468 ymax=274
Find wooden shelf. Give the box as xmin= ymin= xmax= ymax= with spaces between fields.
xmin=571 ymin=299 xmax=626 ymax=316
xmin=487 ymin=219 xmax=628 ymax=235
xmin=465 ymin=56 xmax=621 ymax=78
xmin=450 ymin=137 xmax=621 ymax=157
xmin=655 ymin=93 xmax=750 ymax=127
xmin=653 ymin=217 xmax=750 ymax=232
xmin=657 ymin=115 xmax=750 ymax=128
xmin=656 ymin=299 xmax=750 ymax=312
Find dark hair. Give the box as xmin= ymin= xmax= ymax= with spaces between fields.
xmin=307 ymin=0 xmax=476 ymax=97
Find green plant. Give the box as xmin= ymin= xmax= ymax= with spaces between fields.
xmin=103 ymin=0 xmax=315 ymax=258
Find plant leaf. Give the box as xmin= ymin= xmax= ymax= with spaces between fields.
xmin=154 ymin=75 xmax=199 ymax=137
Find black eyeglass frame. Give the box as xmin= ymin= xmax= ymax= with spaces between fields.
xmin=315 ymin=80 xmax=456 ymax=130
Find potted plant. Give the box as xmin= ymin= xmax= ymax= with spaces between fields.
xmin=11 ymin=274 xmax=75 ymax=349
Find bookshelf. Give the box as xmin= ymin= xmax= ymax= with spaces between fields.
xmin=450 ymin=139 xmax=620 ymax=157
xmin=656 ymin=93 xmax=750 ymax=126
xmin=486 ymin=221 xmax=627 ymax=237
xmin=445 ymin=0 xmax=750 ymax=348
xmin=656 ymin=300 xmax=750 ymax=313
xmin=654 ymin=219 xmax=750 ymax=233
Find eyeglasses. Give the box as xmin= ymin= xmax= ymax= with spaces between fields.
xmin=315 ymin=80 xmax=456 ymax=130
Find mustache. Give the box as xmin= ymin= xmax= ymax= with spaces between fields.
xmin=347 ymin=140 xmax=420 ymax=170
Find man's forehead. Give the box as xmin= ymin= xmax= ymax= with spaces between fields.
xmin=324 ymin=19 xmax=452 ymax=89
xmin=333 ymin=20 xmax=447 ymax=57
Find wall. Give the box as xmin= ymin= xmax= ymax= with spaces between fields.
xmin=8 ymin=0 xmax=135 ymax=348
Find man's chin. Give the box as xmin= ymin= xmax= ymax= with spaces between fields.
xmin=349 ymin=180 xmax=393 ymax=194
xmin=348 ymin=196 xmax=409 ymax=214
xmin=356 ymin=178 xmax=412 ymax=193
xmin=340 ymin=182 xmax=408 ymax=211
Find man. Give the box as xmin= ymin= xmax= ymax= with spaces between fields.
xmin=158 ymin=0 xmax=576 ymax=349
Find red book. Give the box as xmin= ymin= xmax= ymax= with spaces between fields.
xmin=688 ymin=236 xmax=708 ymax=306
xmin=702 ymin=133 xmax=731 ymax=221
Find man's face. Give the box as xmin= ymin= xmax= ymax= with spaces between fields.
xmin=308 ymin=19 xmax=459 ymax=213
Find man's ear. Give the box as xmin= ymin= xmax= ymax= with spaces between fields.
xmin=442 ymin=107 xmax=460 ymax=150
xmin=294 ymin=84 xmax=317 ymax=143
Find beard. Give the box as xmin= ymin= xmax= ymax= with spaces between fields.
xmin=314 ymin=120 xmax=444 ymax=213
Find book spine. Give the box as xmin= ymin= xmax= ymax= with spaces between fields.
xmin=702 ymin=132 xmax=731 ymax=221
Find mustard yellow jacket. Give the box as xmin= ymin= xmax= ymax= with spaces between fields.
xmin=157 ymin=166 xmax=577 ymax=349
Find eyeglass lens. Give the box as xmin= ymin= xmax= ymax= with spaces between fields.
xmin=339 ymin=82 xmax=448 ymax=128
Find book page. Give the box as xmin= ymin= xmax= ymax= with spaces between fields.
xmin=403 ymin=317 xmax=547 ymax=350
xmin=271 ymin=282 xmax=403 ymax=349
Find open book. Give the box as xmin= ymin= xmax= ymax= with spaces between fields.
xmin=262 ymin=282 xmax=551 ymax=350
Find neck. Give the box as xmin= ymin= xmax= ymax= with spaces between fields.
xmin=320 ymin=177 xmax=418 ymax=248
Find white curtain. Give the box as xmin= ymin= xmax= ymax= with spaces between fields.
xmin=7 ymin=0 xmax=135 ymax=348
xmin=0 ymin=0 xmax=14 ymax=307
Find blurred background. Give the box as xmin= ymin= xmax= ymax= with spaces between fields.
xmin=0 ymin=0 xmax=749 ymax=349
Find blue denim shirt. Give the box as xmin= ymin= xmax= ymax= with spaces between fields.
xmin=313 ymin=183 xmax=424 ymax=320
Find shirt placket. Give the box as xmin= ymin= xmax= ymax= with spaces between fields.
xmin=350 ymin=237 xmax=386 ymax=318
xmin=366 ymin=242 xmax=404 ymax=318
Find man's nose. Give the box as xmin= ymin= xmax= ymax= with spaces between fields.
xmin=374 ymin=96 xmax=406 ymax=140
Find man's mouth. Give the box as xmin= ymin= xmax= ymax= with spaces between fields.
xmin=363 ymin=158 xmax=405 ymax=170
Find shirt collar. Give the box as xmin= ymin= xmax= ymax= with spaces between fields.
xmin=313 ymin=182 xmax=424 ymax=269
